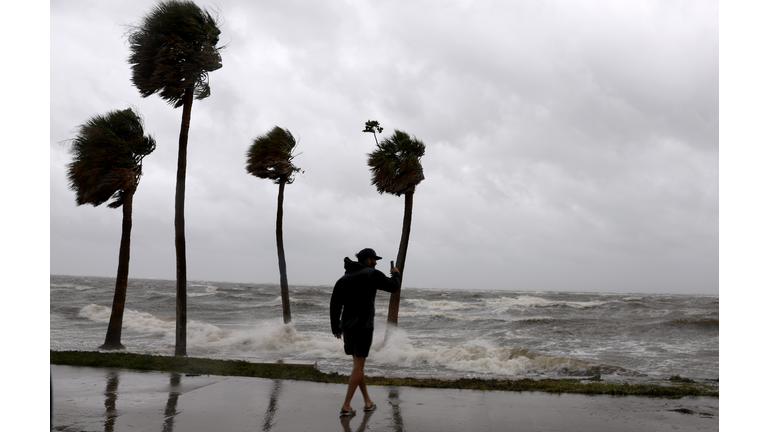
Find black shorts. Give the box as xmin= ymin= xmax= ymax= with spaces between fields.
xmin=343 ymin=327 xmax=374 ymax=358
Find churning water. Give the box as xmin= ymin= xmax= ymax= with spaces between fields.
xmin=50 ymin=275 xmax=718 ymax=382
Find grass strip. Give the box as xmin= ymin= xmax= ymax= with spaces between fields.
xmin=51 ymin=350 xmax=718 ymax=398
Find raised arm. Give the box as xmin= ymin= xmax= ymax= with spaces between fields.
xmin=373 ymin=268 xmax=401 ymax=293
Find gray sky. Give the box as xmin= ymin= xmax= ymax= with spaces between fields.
xmin=49 ymin=0 xmax=719 ymax=294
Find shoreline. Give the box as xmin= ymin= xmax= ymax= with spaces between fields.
xmin=51 ymin=350 xmax=718 ymax=398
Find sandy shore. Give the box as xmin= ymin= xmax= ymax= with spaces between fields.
xmin=51 ymin=364 xmax=718 ymax=431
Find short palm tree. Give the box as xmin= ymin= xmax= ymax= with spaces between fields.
xmin=366 ymin=126 xmax=426 ymax=326
xmin=66 ymin=107 xmax=156 ymax=350
xmin=363 ymin=120 xmax=383 ymax=145
xmin=127 ymin=0 xmax=223 ymax=356
xmin=246 ymin=126 xmax=302 ymax=324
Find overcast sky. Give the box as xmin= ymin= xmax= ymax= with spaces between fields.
xmin=48 ymin=0 xmax=720 ymax=295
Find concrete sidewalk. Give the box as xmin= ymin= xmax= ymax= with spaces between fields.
xmin=51 ymin=364 xmax=718 ymax=431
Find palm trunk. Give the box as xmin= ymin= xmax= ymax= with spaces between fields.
xmin=387 ymin=191 xmax=414 ymax=326
xmin=174 ymin=85 xmax=194 ymax=356
xmin=100 ymin=187 xmax=135 ymax=350
xmin=276 ymin=179 xmax=292 ymax=324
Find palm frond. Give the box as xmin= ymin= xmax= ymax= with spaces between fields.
xmin=245 ymin=126 xmax=302 ymax=184
xmin=66 ymin=108 xmax=156 ymax=208
xmin=367 ymin=129 xmax=426 ymax=196
xmin=363 ymin=119 xmax=383 ymax=145
xmin=128 ymin=0 xmax=223 ymax=108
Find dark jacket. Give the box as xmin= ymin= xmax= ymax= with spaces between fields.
xmin=330 ymin=257 xmax=401 ymax=335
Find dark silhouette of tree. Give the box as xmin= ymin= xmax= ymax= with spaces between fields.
xmin=127 ymin=0 xmax=223 ymax=356
xmin=366 ymin=125 xmax=426 ymax=326
xmin=363 ymin=120 xmax=383 ymax=145
xmin=246 ymin=126 xmax=302 ymax=324
xmin=65 ymin=108 xmax=156 ymax=350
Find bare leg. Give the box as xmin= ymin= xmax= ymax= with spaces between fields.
xmin=342 ymin=356 xmax=372 ymax=411
xmin=359 ymin=368 xmax=373 ymax=408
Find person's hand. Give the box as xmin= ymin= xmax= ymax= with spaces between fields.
xmin=334 ymin=333 xmax=342 ymax=339
xmin=390 ymin=267 xmax=399 ymax=274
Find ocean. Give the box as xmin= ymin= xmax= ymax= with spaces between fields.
xmin=50 ymin=275 xmax=718 ymax=383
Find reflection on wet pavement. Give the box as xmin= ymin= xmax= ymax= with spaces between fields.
xmin=162 ymin=373 xmax=182 ymax=432
xmin=103 ymin=371 xmax=119 ymax=432
xmin=388 ymin=387 xmax=406 ymax=432
xmin=52 ymin=365 xmax=719 ymax=432
xmin=339 ymin=409 xmax=373 ymax=432
xmin=262 ymin=379 xmax=282 ymax=431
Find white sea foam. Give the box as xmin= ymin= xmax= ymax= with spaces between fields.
xmin=369 ymin=327 xmax=599 ymax=376
xmin=405 ymin=299 xmax=479 ymax=311
xmin=375 ymin=307 xmax=487 ymax=321
xmin=197 ymin=321 xmax=346 ymax=361
xmin=266 ymin=296 xmax=283 ymax=306
xmin=188 ymin=284 xmax=220 ymax=297
xmin=374 ymin=307 xmax=554 ymax=323
xmin=79 ymin=304 xmax=226 ymax=347
xmin=189 ymin=292 xmax=217 ymax=298
xmin=78 ymin=304 xmax=593 ymax=376
xmin=79 ymin=304 xmax=174 ymax=336
xmin=79 ymin=304 xmax=111 ymax=321
xmin=78 ymin=304 xmax=344 ymax=358
xmin=291 ymin=299 xmax=320 ymax=307
xmin=484 ymin=295 xmax=608 ymax=309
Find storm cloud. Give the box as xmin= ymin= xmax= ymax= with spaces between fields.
xmin=49 ymin=0 xmax=718 ymax=294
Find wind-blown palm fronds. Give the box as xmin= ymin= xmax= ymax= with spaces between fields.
xmin=246 ymin=126 xmax=302 ymax=324
xmin=127 ymin=0 xmax=224 ymax=356
xmin=66 ymin=107 xmax=155 ymax=350
xmin=246 ymin=126 xmax=302 ymax=184
xmin=365 ymin=126 xmax=426 ymax=327
xmin=367 ymin=129 xmax=426 ymax=196
xmin=67 ymin=108 xmax=155 ymax=207
xmin=128 ymin=0 xmax=223 ymax=108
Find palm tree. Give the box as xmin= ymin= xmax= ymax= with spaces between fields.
xmin=246 ymin=126 xmax=302 ymax=324
xmin=363 ymin=120 xmax=383 ymax=145
xmin=65 ymin=108 xmax=156 ymax=350
xmin=127 ymin=0 xmax=223 ymax=356
xmin=366 ymin=126 xmax=426 ymax=326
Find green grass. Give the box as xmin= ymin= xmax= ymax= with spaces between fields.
xmin=51 ymin=350 xmax=718 ymax=398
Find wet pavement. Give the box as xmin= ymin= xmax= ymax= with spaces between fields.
xmin=51 ymin=364 xmax=718 ymax=431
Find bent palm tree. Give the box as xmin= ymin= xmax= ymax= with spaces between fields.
xmin=246 ymin=126 xmax=302 ymax=324
xmin=128 ymin=0 xmax=223 ymax=356
xmin=66 ymin=108 xmax=156 ymax=350
xmin=366 ymin=127 xmax=426 ymax=326
xmin=363 ymin=120 xmax=383 ymax=145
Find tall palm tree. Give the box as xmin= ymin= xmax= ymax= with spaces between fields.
xmin=366 ymin=127 xmax=426 ymax=326
xmin=65 ymin=108 xmax=156 ymax=350
xmin=246 ymin=126 xmax=302 ymax=324
xmin=127 ymin=0 xmax=223 ymax=356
